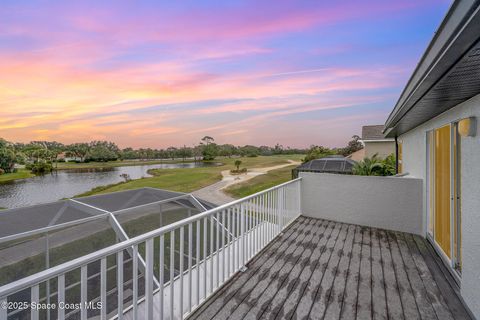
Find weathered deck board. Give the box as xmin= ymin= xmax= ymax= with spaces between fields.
xmin=241 ymin=220 xmax=332 ymax=320
xmin=387 ymin=230 xmax=420 ymax=320
xmin=370 ymin=228 xmax=387 ymax=320
xmin=379 ymin=228 xmax=404 ymax=320
xmin=189 ymin=217 xmax=308 ymax=319
xmin=308 ymin=223 xmax=350 ymax=320
xmin=394 ymin=232 xmax=437 ymax=320
xmin=339 ymin=225 xmax=362 ymax=320
xmin=212 ymin=218 xmax=319 ymax=319
xmin=189 ymin=217 xmax=472 ymax=320
xmin=290 ymin=222 xmax=343 ymax=319
xmin=229 ymin=219 xmax=327 ymax=319
xmin=273 ymin=221 xmax=336 ymax=319
xmin=357 ymin=226 xmax=372 ymax=319
xmin=322 ymin=224 xmax=355 ymax=320
xmin=412 ymin=235 xmax=471 ymax=320
xmin=404 ymin=234 xmax=454 ymax=320
xmin=258 ymin=220 xmax=333 ymax=320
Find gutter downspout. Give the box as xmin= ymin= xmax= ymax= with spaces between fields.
xmin=395 ymin=136 xmax=399 ymax=174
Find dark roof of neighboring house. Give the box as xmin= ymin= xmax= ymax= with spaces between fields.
xmin=362 ymin=125 xmax=389 ymax=140
xmin=384 ymin=1 xmax=480 ymax=137
xmin=296 ymin=156 xmax=355 ymax=174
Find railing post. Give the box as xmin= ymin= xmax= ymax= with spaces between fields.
xmin=180 ymin=226 xmax=184 ymax=318
xmin=31 ymin=285 xmax=39 ymax=320
xmin=117 ymin=252 xmax=124 ymax=320
xmin=240 ymin=203 xmax=246 ymax=270
xmin=170 ymin=231 xmax=175 ymax=320
xmin=159 ymin=234 xmax=164 ymax=319
xmin=100 ymin=258 xmax=107 ymax=320
xmin=132 ymin=245 xmax=138 ymax=320
xmin=81 ymin=265 xmax=88 ymax=320
xmin=57 ymin=275 xmax=65 ymax=320
xmin=210 ymin=215 xmax=214 ymax=293
xmin=188 ymin=224 xmax=193 ymax=313
xmin=277 ymin=187 xmax=282 ymax=233
xmin=297 ymin=179 xmax=302 ymax=216
xmin=145 ymin=239 xmax=154 ymax=320
xmin=0 ymin=298 xmax=6 ymax=320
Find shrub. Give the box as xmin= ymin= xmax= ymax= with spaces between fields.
xmin=230 ymin=168 xmax=247 ymax=175
xmin=353 ymin=153 xmax=396 ymax=176
xmin=381 ymin=154 xmax=396 ymax=176
xmin=0 ymin=168 xmax=4 ymax=175
xmin=120 ymin=173 xmax=131 ymax=182
xmin=0 ymin=144 xmax=16 ymax=173
xmin=27 ymin=162 xmax=53 ymax=174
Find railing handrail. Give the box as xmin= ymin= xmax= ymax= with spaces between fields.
xmin=0 ymin=178 xmax=302 ymax=298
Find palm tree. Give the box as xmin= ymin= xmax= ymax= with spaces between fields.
xmin=382 ymin=154 xmax=396 ymax=175
xmin=234 ymin=160 xmax=242 ymax=171
xmin=352 ymin=153 xmax=384 ymax=176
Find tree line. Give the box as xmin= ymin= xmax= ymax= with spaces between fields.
xmin=0 ymin=135 xmax=363 ymax=175
xmin=302 ymin=135 xmax=363 ymax=162
xmin=0 ymin=136 xmax=308 ymax=174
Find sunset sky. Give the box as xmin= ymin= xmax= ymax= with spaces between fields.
xmin=0 ymin=0 xmax=451 ymax=148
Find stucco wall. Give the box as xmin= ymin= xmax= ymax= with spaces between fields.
xmin=399 ymin=93 xmax=480 ymax=319
xmin=299 ymin=172 xmax=423 ymax=235
xmin=364 ymin=141 xmax=395 ymax=158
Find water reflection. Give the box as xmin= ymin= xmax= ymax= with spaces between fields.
xmin=0 ymin=162 xmax=221 ymax=208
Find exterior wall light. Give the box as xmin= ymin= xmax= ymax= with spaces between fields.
xmin=458 ymin=117 xmax=476 ymax=137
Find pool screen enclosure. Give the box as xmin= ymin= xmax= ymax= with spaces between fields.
xmin=0 ymin=188 xmax=217 ymax=320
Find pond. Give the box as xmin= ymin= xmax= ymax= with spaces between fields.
xmin=0 ymin=162 xmax=221 ymax=209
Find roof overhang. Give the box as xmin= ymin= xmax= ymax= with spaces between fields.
xmin=384 ymin=0 xmax=480 ymax=138
xmin=361 ymin=139 xmax=395 ymax=143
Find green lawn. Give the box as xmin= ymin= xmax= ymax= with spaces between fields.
xmin=224 ymin=165 xmax=297 ymax=198
xmin=75 ymin=155 xmax=303 ymax=197
xmin=0 ymin=169 xmax=35 ymax=183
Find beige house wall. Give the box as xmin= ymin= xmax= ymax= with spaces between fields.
xmin=348 ymin=148 xmax=365 ymax=162
xmin=364 ymin=141 xmax=395 ymax=158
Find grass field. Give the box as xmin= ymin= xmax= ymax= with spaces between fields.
xmin=0 ymin=169 xmax=35 ymax=183
xmin=224 ymin=165 xmax=296 ymax=198
xmin=75 ymin=155 xmax=303 ymax=197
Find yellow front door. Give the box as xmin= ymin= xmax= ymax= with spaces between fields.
xmin=434 ymin=125 xmax=451 ymax=258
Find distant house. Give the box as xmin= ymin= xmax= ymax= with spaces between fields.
xmin=361 ymin=125 xmax=395 ymax=159
xmin=58 ymin=152 xmax=82 ymax=162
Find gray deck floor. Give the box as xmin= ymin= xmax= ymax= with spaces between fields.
xmin=189 ymin=216 xmax=471 ymax=320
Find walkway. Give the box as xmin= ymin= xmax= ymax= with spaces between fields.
xmin=192 ymin=160 xmax=300 ymax=205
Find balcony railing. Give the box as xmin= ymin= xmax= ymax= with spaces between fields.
xmin=0 ymin=178 xmax=302 ymax=320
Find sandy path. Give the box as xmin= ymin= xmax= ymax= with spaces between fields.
xmin=191 ymin=160 xmax=300 ymax=205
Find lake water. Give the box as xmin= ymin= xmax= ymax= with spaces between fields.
xmin=0 ymin=162 xmax=220 ymax=209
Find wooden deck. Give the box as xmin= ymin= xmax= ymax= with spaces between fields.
xmin=189 ymin=216 xmax=471 ymax=320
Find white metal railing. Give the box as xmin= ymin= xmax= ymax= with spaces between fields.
xmin=0 ymin=178 xmax=302 ymax=320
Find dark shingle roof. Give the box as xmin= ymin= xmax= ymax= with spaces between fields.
xmin=362 ymin=125 xmax=388 ymax=140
